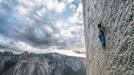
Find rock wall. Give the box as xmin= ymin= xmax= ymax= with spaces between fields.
xmin=82 ymin=0 xmax=134 ymax=75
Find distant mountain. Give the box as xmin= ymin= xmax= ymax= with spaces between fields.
xmin=0 ymin=51 xmax=86 ymax=75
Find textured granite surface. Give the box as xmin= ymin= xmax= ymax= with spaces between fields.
xmin=82 ymin=0 xmax=134 ymax=75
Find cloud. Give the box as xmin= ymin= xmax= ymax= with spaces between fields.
xmin=68 ymin=3 xmax=83 ymax=24
xmin=68 ymin=12 xmax=79 ymax=23
xmin=66 ymin=0 xmax=74 ymax=4
xmin=45 ymin=0 xmax=65 ymax=13
xmin=76 ymin=3 xmax=83 ymax=14
xmin=56 ymin=2 xmax=65 ymax=13
xmin=15 ymin=6 xmax=31 ymax=15
xmin=0 ymin=0 xmax=85 ymax=54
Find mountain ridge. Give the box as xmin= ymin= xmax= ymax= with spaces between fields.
xmin=0 ymin=51 xmax=86 ymax=75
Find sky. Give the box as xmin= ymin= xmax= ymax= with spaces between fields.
xmin=0 ymin=0 xmax=85 ymax=56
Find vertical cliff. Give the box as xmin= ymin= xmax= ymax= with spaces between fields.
xmin=82 ymin=0 xmax=134 ymax=75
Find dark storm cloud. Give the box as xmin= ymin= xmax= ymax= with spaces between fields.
xmin=16 ymin=22 xmax=62 ymax=47
xmin=0 ymin=44 xmax=8 ymax=49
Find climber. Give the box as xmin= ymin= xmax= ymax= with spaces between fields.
xmin=98 ymin=23 xmax=106 ymax=49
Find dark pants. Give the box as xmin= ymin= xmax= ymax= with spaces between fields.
xmin=100 ymin=32 xmax=106 ymax=47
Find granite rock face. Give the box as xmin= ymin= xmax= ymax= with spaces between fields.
xmin=82 ymin=0 xmax=134 ymax=75
xmin=0 ymin=51 xmax=86 ymax=75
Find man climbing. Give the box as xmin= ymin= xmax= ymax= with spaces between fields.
xmin=98 ymin=23 xmax=106 ymax=49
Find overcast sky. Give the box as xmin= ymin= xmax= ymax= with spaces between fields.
xmin=0 ymin=0 xmax=85 ymax=56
